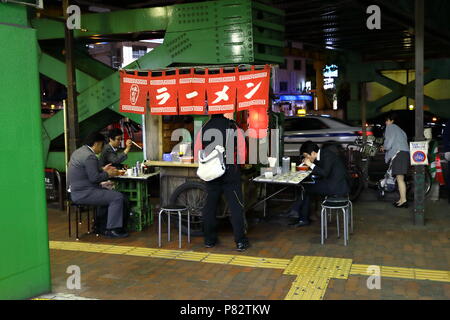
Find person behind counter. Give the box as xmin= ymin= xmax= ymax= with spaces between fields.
xmin=68 ymin=132 xmax=128 ymax=238
xmin=194 ymin=113 xmax=249 ymax=252
xmin=287 ymin=141 xmax=350 ymax=227
xmin=99 ymin=128 xmax=132 ymax=169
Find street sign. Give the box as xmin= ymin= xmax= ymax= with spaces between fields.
xmin=410 ymin=141 xmax=429 ymax=165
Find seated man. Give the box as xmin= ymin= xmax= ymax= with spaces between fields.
xmin=68 ymin=132 xmax=128 ymax=238
xmin=99 ymin=128 xmax=132 ymax=169
xmin=288 ymin=141 xmax=350 ymax=227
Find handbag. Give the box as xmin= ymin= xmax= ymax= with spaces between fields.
xmin=197 ymin=145 xmax=226 ymax=181
xmin=196 ymin=120 xmax=236 ymax=182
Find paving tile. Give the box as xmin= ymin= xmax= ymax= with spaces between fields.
xmin=46 ymin=196 xmax=450 ymax=300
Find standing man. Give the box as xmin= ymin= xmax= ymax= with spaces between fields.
xmin=100 ymin=128 xmax=132 ymax=169
xmin=68 ymin=132 xmax=128 ymax=238
xmin=195 ymin=113 xmax=249 ymax=252
xmin=287 ymin=141 xmax=350 ymax=227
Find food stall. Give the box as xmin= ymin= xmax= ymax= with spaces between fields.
xmin=119 ymin=65 xmax=280 ymax=235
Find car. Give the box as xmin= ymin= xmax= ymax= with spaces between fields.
xmin=283 ymin=115 xmax=365 ymax=157
xmin=368 ymin=110 xmax=448 ymax=141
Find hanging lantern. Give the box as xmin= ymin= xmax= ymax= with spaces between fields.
xmin=248 ymin=106 xmax=268 ymax=139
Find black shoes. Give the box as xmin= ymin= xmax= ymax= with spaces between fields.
xmin=236 ymin=240 xmax=250 ymax=252
xmin=104 ymin=229 xmax=129 ymax=238
xmin=204 ymin=239 xmax=250 ymax=251
xmin=289 ymin=220 xmax=310 ymax=228
xmin=204 ymin=241 xmax=217 ymax=248
xmin=393 ymin=201 xmax=409 ymax=208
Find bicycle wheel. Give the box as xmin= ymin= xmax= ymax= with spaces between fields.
xmin=406 ymin=169 xmax=433 ymax=199
xmin=348 ymin=167 xmax=364 ymax=202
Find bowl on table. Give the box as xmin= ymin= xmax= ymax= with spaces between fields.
xmin=296 ymin=165 xmax=310 ymax=172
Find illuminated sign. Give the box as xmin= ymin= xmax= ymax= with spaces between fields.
xmin=323 ymin=65 xmax=338 ymax=78
xmin=277 ymin=95 xmax=313 ymax=102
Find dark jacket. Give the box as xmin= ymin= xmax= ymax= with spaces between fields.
xmin=312 ymin=147 xmax=350 ymax=195
xmin=99 ymin=143 xmax=128 ymax=168
xmin=194 ymin=115 xmax=246 ymax=182
xmin=68 ymin=145 xmax=109 ymax=192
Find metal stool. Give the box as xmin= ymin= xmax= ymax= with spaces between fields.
xmin=320 ymin=196 xmax=352 ymax=246
xmin=158 ymin=205 xmax=190 ymax=248
xmin=67 ymin=192 xmax=98 ymax=240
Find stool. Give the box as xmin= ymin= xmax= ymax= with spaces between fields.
xmin=320 ymin=196 xmax=352 ymax=246
xmin=158 ymin=205 xmax=190 ymax=248
xmin=67 ymin=193 xmax=98 ymax=240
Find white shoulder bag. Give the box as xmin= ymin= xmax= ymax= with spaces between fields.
xmin=197 ymin=145 xmax=226 ymax=181
xmin=197 ymin=121 xmax=236 ymax=182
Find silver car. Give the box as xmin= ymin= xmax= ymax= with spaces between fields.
xmin=283 ymin=115 xmax=364 ymax=157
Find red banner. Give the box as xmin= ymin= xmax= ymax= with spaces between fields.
xmin=178 ymin=69 xmax=206 ymax=115
xmin=119 ymin=71 xmax=148 ymax=114
xmin=121 ymin=65 xmax=272 ymax=116
xmin=206 ymin=69 xmax=236 ymax=114
xmin=236 ymin=65 xmax=271 ymax=111
xmin=148 ymin=71 xmax=178 ymax=115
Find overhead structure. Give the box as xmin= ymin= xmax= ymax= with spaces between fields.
xmin=271 ymin=0 xmax=450 ymax=120
xmin=34 ymin=0 xmax=284 ymax=167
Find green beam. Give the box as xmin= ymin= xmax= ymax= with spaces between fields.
xmin=38 ymin=52 xmax=99 ymax=93
xmin=31 ymin=7 xmax=169 ymax=40
xmin=0 ymin=3 xmax=51 ymax=300
xmin=253 ymin=19 xmax=284 ymax=32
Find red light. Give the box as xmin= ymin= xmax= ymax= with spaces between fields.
xmin=248 ymin=106 xmax=268 ymax=139
xmin=357 ymin=131 xmax=373 ymax=136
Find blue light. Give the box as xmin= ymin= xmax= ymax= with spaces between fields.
xmin=277 ymin=95 xmax=313 ymax=102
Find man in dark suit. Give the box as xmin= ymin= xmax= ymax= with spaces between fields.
xmin=288 ymin=141 xmax=350 ymax=227
xmin=99 ymin=128 xmax=132 ymax=169
xmin=68 ymin=132 xmax=128 ymax=238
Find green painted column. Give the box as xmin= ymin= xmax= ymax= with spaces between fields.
xmin=0 ymin=3 xmax=51 ymax=299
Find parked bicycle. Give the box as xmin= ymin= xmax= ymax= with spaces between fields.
xmin=339 ymin=136 xmax=432 ymax=201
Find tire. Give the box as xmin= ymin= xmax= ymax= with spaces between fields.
xmin=169 ymin=181 xmax=208 ymax=237
xmin=169 ymin=181 xmax=230 ymax=237
xmin=406 ymin=170 xmax=432 ymax=200
xmin=348 ymin=167 xmax=364 ymax=202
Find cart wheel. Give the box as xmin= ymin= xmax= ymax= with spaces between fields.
xmin=169 ymin=181 xmax=208 ymax=237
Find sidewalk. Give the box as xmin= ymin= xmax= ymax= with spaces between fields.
xmin=44 ymin=191 xmax=450 ymax=300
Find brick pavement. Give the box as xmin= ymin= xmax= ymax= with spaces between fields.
xmin=44 ymin=194 xmax=450 ymax=300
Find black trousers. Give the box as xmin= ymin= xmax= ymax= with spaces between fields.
xmin=291 ymin=180 xmax=347 ymax=222
xmin=202 ymin=166 xmax=247 ymax=244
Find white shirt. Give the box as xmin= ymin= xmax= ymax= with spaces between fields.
xmin=87 ymin=145 xmax=96 ymax=154
xmin=109 ymin=143 xmax=117 ymax=152
xmin=309 ymin=149 xmax=320 ymax=170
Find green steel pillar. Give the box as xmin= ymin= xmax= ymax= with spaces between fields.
xmin=0 ymin=3 xmax=51 ymax=299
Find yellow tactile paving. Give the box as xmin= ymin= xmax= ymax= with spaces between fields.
xmin=49 ymin=241 xmax=450 ymax=300
xmin=284 ymin=255 xmax=353 ymax=279
xmin=285 ymin=275 xmax=330 ymax=300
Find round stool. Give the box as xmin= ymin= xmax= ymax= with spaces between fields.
xmin=320 ymin=196 xmax=351 ymax=246
xmin=158 ymin=205 xmax=190 ymax=248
